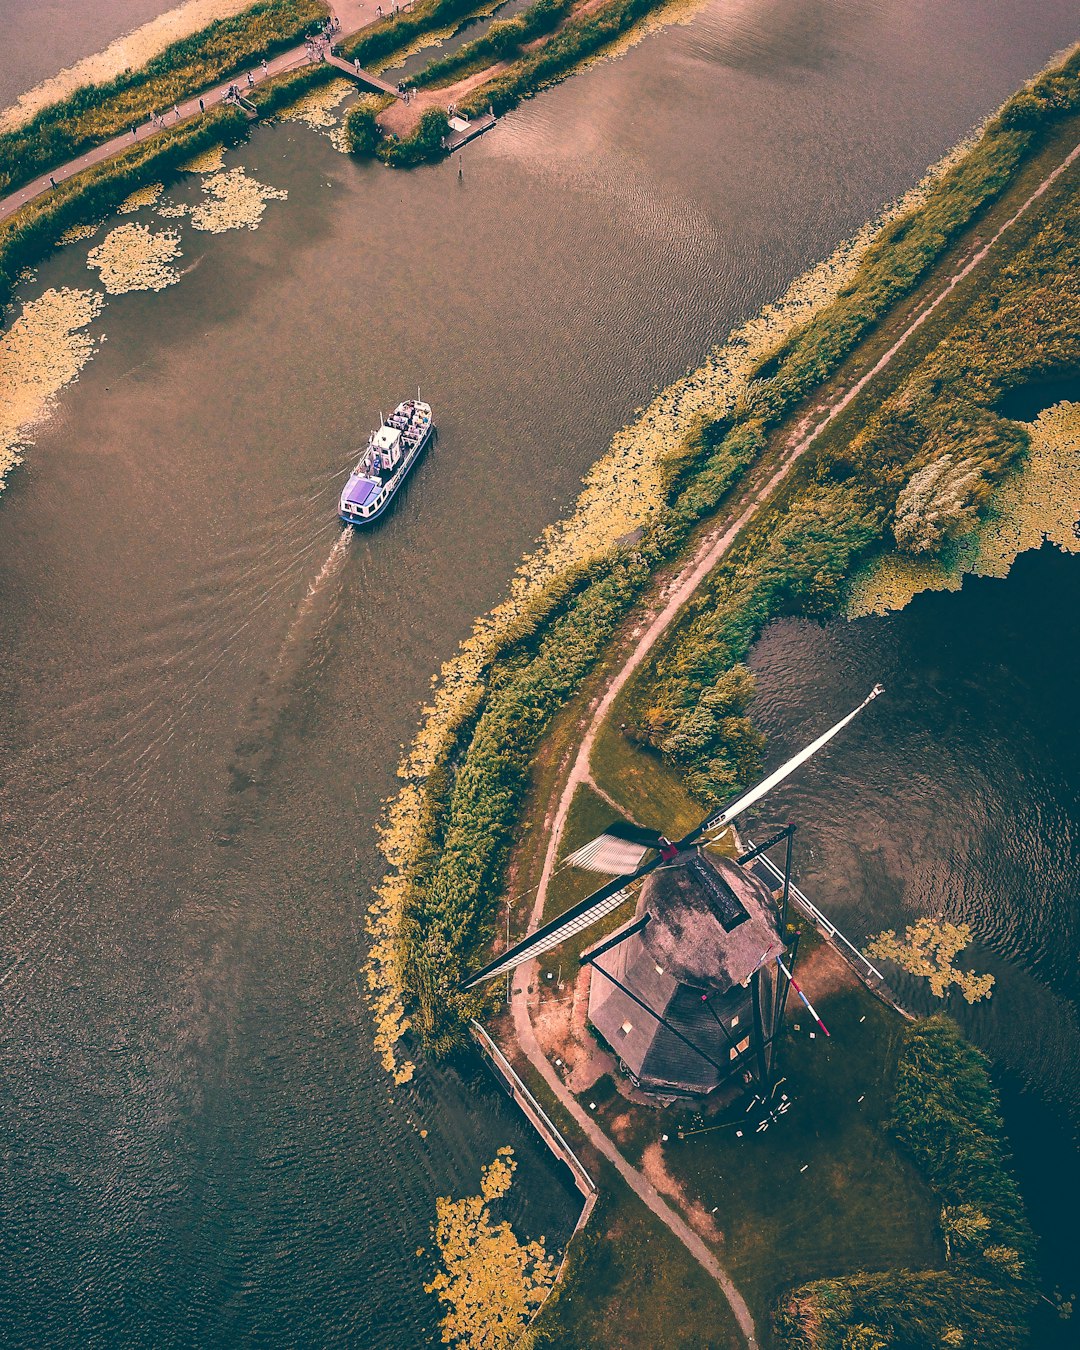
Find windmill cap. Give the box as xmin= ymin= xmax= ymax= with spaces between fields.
xmin=638 ymin=848 xmax=783 ymax=992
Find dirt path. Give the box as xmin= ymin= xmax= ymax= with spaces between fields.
xmin=511 ymin=988 xmax=760 ymax=1346
xmin=379 ymin=59 xmax=509 ymax=137
xmin=510 ymin=131 xmax=1080 ymax=1344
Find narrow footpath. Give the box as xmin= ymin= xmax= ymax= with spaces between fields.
xmin=509 ymin=132 xmax=1080 ymax=1346
xmin=0 ymin=1 xmax=390 ymax=225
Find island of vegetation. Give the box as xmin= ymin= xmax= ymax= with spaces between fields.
xmin=365 ymin=42 xmax=1080 ymax=1349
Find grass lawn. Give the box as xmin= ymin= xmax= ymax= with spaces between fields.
xmin=590 ymin=688 xmax=705 ymax=839
xmin=533 ymin=1162 xmax=744 ymax=1350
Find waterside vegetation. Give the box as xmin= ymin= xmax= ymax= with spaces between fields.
xmin=0 ymin=105 xmax=250 ymax=312
xmin=776 ymin=1017 xmax=1037 ymax=1349
xmin=0 ymin=0 xmax=328 ymax=196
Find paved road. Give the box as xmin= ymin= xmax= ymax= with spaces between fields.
xmin=0 ymin=0 xmax=395 ymax=225
xmin=511 ymin=130 xmax=1080 ymax=1345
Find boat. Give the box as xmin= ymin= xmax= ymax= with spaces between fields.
xmin=338 ymin=398 xmax=435 ymax=525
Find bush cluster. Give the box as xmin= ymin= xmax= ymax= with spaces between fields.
xmin=377 ymin=108 xmax=450 ymax=166
xmin=0 ymin=0 xmax=327 ymax=194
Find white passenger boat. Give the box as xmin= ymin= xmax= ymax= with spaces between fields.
xmin=339 ymin=399 xmax=435 ymax=525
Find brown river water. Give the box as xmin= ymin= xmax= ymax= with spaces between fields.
xmin=1 ymin=1 xmax=1078 ymax=1342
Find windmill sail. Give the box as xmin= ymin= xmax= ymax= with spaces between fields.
xmin=460 ymin=878 xmax=640 ymax=989
xmin=700 ymin=685 xmax=884 ymax=837
xmin=459 ymin=687 xmax=883 ymax=989
xmin=563 ymin=822 xmax=664 ymax=874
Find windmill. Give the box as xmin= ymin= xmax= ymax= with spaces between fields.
xmin=461 ymin=686 xmax=884 ymax=1103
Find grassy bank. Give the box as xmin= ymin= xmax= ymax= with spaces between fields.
xmin=367 ymin=0 xmax=682 ymax=166
xmin=627 ymin=94 xmax=1080 ymax=799
xmin=411 ymin=0 xmax=576 ymax=90
xmin=775 ymin=1017 xmax=1037 ymax=1349
xmin=365 ymin=47 xmax=1080 ymax=1077
xmin=0 ymin=105 xmax=250 ymax=312
xmin=456 ymin=0 xmax=678 ymax=118
xmin=0 ymin=0 xmax=327 ymax=196
xmin=341 ymin=0 xmax=492 ymax=67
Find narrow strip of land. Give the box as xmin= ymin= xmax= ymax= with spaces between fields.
xmin=0 ymin=1 xmax=389 ymax=225
xmin=508 ymin=130 xmax=1080 ymax=1342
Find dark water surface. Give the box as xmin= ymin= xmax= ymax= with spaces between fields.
xmin=2 ymin=0 xmax=1080 ymax=1343
xmin=747 ymin=545 xmax=1080 ymax=1297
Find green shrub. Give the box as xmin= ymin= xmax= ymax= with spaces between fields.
xmin=345 ymin=103 xmax=381 ymax=156
xmin=0 ymin=0 xmax=327 ymax=194
xmin=775 ymin=1018 xmax=1036 ymax=1350
xmin=413 ymin=0 xmax=575 ymax=89
xmin=377 ymin=108 xmax=449 ymax=166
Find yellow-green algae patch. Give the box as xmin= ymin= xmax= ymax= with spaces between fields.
xmin=87 ymin=223 xmax=183 ymax=294
xmin=186 ymin=167 xmax=288 ymax=232
xmin=0 ymin=287 xmax=104 ymax=490
xmin=59 ymin=221 xmax=101 ymax=245
xmin=179 ymin=141 xmax=228 ymax=175
xmin=277 ymin=76 xmax=354 ymax=130
xmin=365 ymin=133 xmax=986 ymax=1080
xmin=117 ymin=182 xmax=164 ymax=214
xmin=424 ymin=1147 xmax=554 ymax=1349
xmin=848 ymin=401 xmax=1080 ymax=616
xmin=868 ymin=919 xmax=995 ymax=1003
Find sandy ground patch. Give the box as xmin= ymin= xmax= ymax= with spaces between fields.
xmin=641 ymin=1141 xmax=724 ymax=1245
xmin=792 ymin=939 xmax=859 ymax=1004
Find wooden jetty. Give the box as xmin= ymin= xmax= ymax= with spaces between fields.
xmin=442 ymin=112 xmax=497 ymax=152
xmin=325 ymin=52 xmax=402 ymax=99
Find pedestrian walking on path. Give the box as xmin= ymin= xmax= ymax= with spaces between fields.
xmin=199 ymin=97 xmax=204 ymax=112
xmin=247 ymin=71 xmax=255 ymax=88
xmin=261 ymin=58 xmax=268 ymax=74
xmin=173 ymin=104 xmax=181 ymax=120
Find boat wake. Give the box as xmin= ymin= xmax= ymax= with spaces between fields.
xmin=219 ymin=526 xmax=354 ymax=841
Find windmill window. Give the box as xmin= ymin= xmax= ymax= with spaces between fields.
xmin=620 ymin=1021 xmax=633 ymax=1035
xmin=730 ymin=1015 xmax=740 ymax=1028
xmin=729 ymin=1035 xmax=751 ymax=1061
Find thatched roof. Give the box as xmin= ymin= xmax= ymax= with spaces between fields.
xmin=637 ymin=849 xmax=781 ymax=991
xmin=585 ymin=848 xmax=783 ymax=1096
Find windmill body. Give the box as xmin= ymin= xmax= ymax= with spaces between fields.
xmin=586 ymin=848 xmax=783 ymax=1099
xmin=460 ymin=687 xmax=884 ymax=1107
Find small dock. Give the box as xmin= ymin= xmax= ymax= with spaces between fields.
xmin=443 ymin=112 xmax=497 ymax=152
xmin=325 ymin=52 xmax=402 ymax=99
